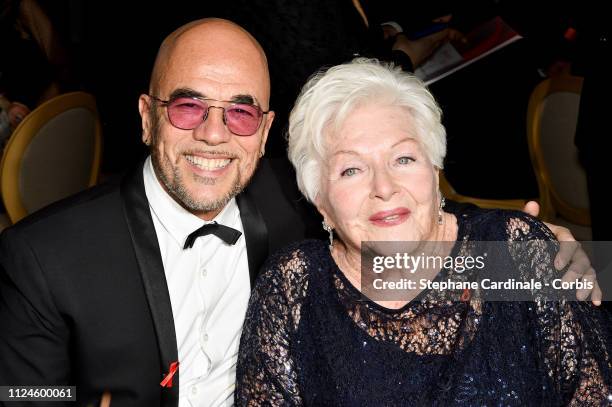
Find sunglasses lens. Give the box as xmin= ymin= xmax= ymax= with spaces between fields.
xmin=165 ymin=98 xmax=263 ymax=135
xmin=167 ymin=98 xmax=207 ymax=130
xmin=225 ymin=104 xmax=262 ymax=136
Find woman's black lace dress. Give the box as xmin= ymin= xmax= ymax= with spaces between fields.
xmin=236 ymin=209 xmax=612 ymax=406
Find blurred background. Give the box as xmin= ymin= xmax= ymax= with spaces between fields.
xmin=1 ymin=0 xmax=608 ymax=241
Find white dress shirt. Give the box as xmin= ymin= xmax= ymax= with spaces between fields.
xmin=143 ymin=157 xmax=251 ymax=406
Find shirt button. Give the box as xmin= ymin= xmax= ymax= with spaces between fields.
xmin=191 ymin=386 xmax=197 ymax=395
xmin=201 ymin=333 xmax=209 ymax=343
xmin=201 ymin=268 xmax=208 ymax=278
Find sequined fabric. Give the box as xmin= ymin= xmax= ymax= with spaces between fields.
xmin=236 ymin=208 xmax=612 ymax=406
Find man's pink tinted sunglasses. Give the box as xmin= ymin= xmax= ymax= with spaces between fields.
xmin=150 ymin=95 xmax=269 ymax=136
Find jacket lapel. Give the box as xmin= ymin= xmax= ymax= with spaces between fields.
xmin=120 ymin=163 xmax=179 ymax=405
xmin=236 ymin=189 xmax=269 ymax=289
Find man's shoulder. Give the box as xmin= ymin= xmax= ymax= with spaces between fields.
xmin=248 ymin=157 xmax=296 ymax=197
xmin=247 ymin=157 xmax=323 ymax=242
xmin=460 ymin=207 xmax=555 ymax=242
xmin=3 ymin=178 xmax=124 ymax=239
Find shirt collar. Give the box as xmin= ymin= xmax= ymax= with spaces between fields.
xmin=143 ymin=156 xmax=242 ymax=247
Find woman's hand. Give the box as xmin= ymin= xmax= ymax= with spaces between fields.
xmin=391 ymin=15 xmax=464 ymax=68
xmin=523 ymin=201 xmax=602 ymax=305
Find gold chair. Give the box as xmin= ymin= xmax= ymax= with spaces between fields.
xmin=439 ymin=171 xmax=526 ymax=211
xmin=0 ymin=92 xmax=102 ymax=225
xmin=526 ymin=75 xmax=591 ymax=240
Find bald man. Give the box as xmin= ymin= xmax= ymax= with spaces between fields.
xmin=0 ymin=19 xmax=318 ymax=406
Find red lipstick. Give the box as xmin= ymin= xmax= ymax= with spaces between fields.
xmin=368 ymin=207 xmax=411 ymax=227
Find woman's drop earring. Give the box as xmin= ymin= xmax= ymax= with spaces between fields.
xmin=322 ymin=221 xmax=334 ymax=250
xmin=438 ymin=196 xmax=446 ymax=225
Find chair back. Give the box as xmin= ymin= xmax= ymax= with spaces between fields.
xmin=526 ymin=75 xmax=589 ymax=226
xmin=439 ymin=171 xmax=526 ymax=211
xmin=1 ymin=92 xmax=102 ymax=223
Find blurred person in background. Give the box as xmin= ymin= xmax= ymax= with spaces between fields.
xmin=0 ymin=0 xmax=69 ymax=130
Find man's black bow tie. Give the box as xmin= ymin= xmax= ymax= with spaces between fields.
xmin=183 ymin=222 xmax=242 ymax=249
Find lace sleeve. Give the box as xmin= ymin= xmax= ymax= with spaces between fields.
xmin=561 ymin=302 xmax=612 ymax=406
xmin=236 ymin=244 xmax=311 ymax=406
xmin=504 ymin=212 xmax=612 ymax=405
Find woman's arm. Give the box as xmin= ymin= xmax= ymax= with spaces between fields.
xmin=560 ymin=303 xmax=611 ymax=405
xmin=235 ymin=247 xmax=310 ymax=406
xmin=504 ymin=212 xmax=612 ymax=404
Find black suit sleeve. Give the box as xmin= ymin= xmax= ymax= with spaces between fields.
xmin=0 ymin=227 xmax=72 ymax=388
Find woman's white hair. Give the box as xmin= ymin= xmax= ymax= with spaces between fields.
xmin=287 ymin=58 xmax=447 ymax=203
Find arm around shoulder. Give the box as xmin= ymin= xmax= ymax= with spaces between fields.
xmin=501 ymin=212 xmax=612 ymax=403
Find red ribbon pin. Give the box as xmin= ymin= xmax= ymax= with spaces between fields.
xmin=160 ymin=361 xmax=179 ymax=388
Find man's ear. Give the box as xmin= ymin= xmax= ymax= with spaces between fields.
xmin=138 ymin=94 xmax=153 ymax=146
xmin=259 ymin=110 xmax=275 ymax=157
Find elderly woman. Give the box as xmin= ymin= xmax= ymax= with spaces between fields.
xmin=236 ymin=59 xmax=611 ymax=405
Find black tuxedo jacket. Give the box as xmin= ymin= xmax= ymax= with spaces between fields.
xmin=0 ymin=158 xmax=321 ymax=406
